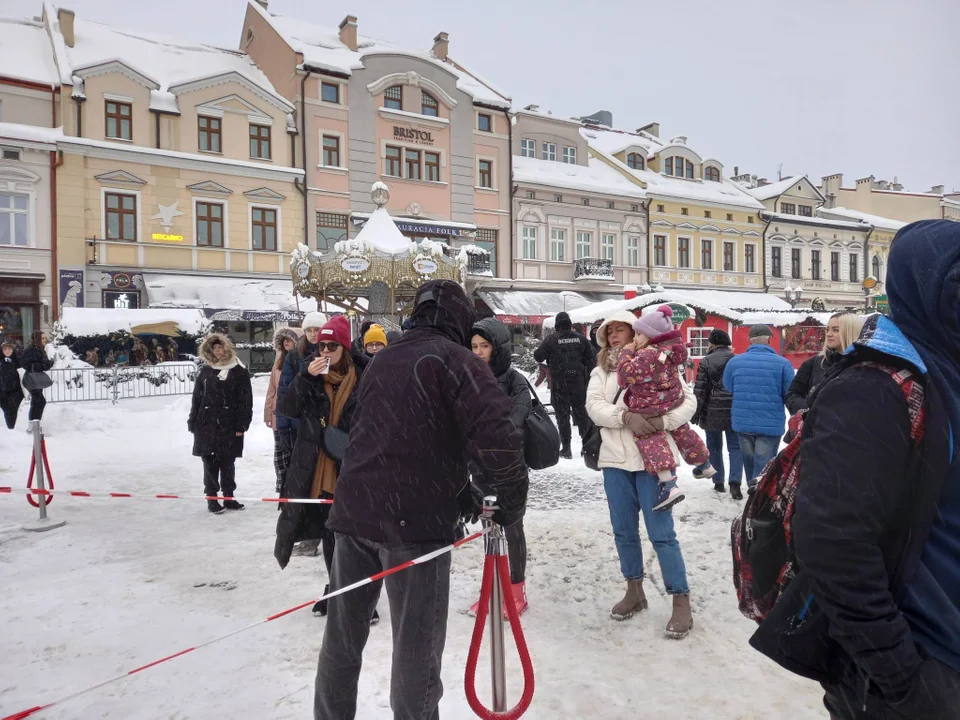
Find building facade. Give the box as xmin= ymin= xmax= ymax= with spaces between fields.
xmin=0 ymin=17 xmax=60 ymax=344
xmin=584 ymin=123 xmax=767 ymax=294
xmin=242 ymin=1 xmax=511 ymax=284
xmin=509 ymin=108 xmax=649 ymax=293
xmin=820 ymin=173 xmax=960 ymax=224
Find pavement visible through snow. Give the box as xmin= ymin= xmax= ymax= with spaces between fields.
xmin=0 ymin=378 xmax=824 ymax=719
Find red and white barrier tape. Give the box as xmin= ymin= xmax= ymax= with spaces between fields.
xmin=0 ymin=487 xmax=334 ymax=505
xmin=0 ymin=528 xmax=488 ymax=720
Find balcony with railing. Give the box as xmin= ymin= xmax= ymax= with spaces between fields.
xmin=443 ymin=246 xmax=492 ymax=276
xmin=574 ymin=257 xmax=614 ymax=281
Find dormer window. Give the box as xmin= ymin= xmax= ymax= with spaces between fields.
xmin=105 ymin=100 xmax=132 ymax=140
xmin=665 ymin=156 xmax=694 ymax=179
xmin=704 ymin=166 xmax=720 ymax=182
xmin=421 ymin=92 xmax=439 ymax=117
xmin=627 ymin=153 xmax=644 ymax=170
xmin=384 ymin=85 xmax=402 ymax=111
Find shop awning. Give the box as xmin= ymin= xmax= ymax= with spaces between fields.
xmin=476 ymin=290 xmax=620 ymax=324
xmin=58 ymin=308 xmax=209 ymax=337
xmin=143 ymin=274 xmax=318 ymax=321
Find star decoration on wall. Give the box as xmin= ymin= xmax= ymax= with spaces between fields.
xmin=151 ymin=201 xmax=185 ymax=231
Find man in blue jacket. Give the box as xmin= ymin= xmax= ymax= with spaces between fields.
xmin=722 ymin=324 xmax=794 ymax=497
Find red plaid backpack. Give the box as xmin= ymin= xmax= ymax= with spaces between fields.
xmin=731 ymin=361 xmax=926 ymax=623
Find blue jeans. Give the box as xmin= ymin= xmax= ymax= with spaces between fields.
xmin=705 ymin=429 xmax=743 ymax=487
xmin=739 ymin=433 xmax=780 ymax=487
xmin=602 ymin=468 xmax=689 ymax=594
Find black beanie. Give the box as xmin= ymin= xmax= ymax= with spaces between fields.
xmin=555 ymin=312 xmax=572 ymax=331
xmin=708 ymin=328 xmax=731 ymax=347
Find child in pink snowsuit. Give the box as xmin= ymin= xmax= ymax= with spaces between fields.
xmin=617 ymin=304 xmax=715 ymax=511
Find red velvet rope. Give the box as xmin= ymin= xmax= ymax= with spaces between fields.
xmin=26 ymin=438 xmax=54 ymax=509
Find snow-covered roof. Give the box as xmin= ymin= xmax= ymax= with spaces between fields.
xmin=250 ymin=2 xmax=510 ymax=109
xmin=0 ymin=17 xmax=59 ymax=87
xmin=744 ymin=176 xmax=806 ymax=201
xmin=513 ymin=156 xmax=646 ymax=199
xmin=581 ymin=127 xmax=763 ymax=210
xmin=477 ymin=290 xmax=613 ymax=318
xmin=143 ymin=274 xmax=317 ymax=314
xmin=740 ymin=310 xmax=836 ymax=328
xmin=817 ymin=207 xmax=907 ymax=232
xmin=762 ymin=211 xmax=869 ymax=231
xmin=351 ymin=204 xmax=413 ymax=255
xmin=51 ymin=10 xmax=293 ymax=113
xmin=0 ymin=121 xmax=62 ymax=146
xmin=57 ymin=307 xmax=210 ymax=336
xmin=542 ymin=288 xmax=792 ymax=329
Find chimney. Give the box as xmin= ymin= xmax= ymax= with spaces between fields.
xmin=757 ymin=177 xmax=769 ymax=187
xmin=58 ymin=8 xmax=75 ymax=48
xmin=254 ymin=0 xmax=268 ymax=9
xmin=671 ymin=135 xmax=687 ymax=145
xmin=524 ymin=104 xmax=539 ymax=112
xmin=338 ymin=15 xmax=358 ymax=52
xmin=637 ymin=122 xmax=659 ymax=138
xmin=734 ymin=165 xmax=739 ymax=176
xmin=432 ymin=32 xmax=449 ymax=60
xmin=930 ymin=184 xmax=945 ymax=195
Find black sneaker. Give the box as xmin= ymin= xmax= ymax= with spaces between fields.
xmin=207 ymin=499 xmax=225 ymax=514
xmin=713 ymin=483 xmax=726 ymax=493
xmin=730 ymin=485 xmax=743 ymax=501
xmin=223 ymin=499 xmax=245 ymax=511
xmin=560 ymin=445 xmax=573 ymax=460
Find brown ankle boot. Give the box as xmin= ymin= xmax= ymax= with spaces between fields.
xmin=610 ymin=579 xmax=648 ymax=620
xmin=665 ymin=593 xmax=693 ymax=639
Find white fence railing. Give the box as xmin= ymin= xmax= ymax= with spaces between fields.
xmin=43 ymin=362 xmax=198 ymax=404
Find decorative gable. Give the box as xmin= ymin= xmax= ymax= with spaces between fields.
xmin=196 ymin=93 xmax=269 ymax=120
xmin=699 ymin=224 xmax=720 ymax=232
xmin=74 ymin=61 xmax=160 ymax=90
xmin=187 ymin=181 xmax=233 ymax=195
xmin=244 ymin=187 xmax=286 ymax=202
xmin=95 ymin=170 xmax=147 ymax=185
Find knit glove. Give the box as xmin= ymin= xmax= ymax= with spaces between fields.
xmin=621 ymin=411 xmax=664 ymax=436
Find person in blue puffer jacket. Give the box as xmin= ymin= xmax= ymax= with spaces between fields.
xmin=722 ymin=324 xmax=794 ymax=494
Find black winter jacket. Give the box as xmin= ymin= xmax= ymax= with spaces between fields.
xmin=473 ymin=317 xmax=532 ymax=432
xmin=785 ymin=350 xmax=841 ymax=415
xmin=19 ymin=346 xmax=51 ymax=375
xmin=692 ymin=346 xmax=734 ymax=431
xmin=534 ymin=321 xmax=596 ymax=394
xmin=188 ymin=335 xmax=253 ymax=458
xmin=326 ymin=279 xmax=527 ymax=545
xmin=1 ymin=353 xmax=20 ymax=395
xmin=274 ymin=362 xmax=359 ymax=569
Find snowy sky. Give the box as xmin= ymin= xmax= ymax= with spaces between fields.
xmin=8 ymin=0 xmax=958 ymax=194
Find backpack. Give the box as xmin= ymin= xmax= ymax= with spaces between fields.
xmin=519 ymin=375 xmax=561 ymax=470
xmin=731 ymin=361 xmax=926 ymax=624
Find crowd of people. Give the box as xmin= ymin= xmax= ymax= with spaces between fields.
xmin=0 ymin=330 xmax=53 ymax=430
xmin=177 ymin=220 xmax=958 ymax=720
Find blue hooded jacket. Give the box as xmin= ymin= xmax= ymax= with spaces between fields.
xmin=722 ymin=343 xmax=795 ymax=436
xmin=886 ymin=220 xmax=960 ymax=673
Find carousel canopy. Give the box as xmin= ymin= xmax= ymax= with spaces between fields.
xmin=347 ymin=183 xmax=413 ymax=255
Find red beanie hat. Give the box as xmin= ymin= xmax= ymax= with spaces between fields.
xmin=318 ymin=315 xmax=351 ymax=348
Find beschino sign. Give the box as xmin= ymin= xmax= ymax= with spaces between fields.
xmin=393 ymin=126 xmax=433 ymax=145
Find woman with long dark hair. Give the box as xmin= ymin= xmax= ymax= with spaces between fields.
xmin=19 ymin=330 xmax=51 ymax=427
xmin=265 ymin=328 xmax=299 ymax=495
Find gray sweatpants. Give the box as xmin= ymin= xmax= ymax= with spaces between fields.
xmin=315 ymin=533 xmax=451 ymax=720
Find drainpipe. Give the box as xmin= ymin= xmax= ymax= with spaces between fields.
xmin=760 ymin=209 xmax=772 ymax=292
xmin=153 ymin=110 xmax=161 ymax=149
xmin=50 ymin=150 xmax=64 ymax=322
xmin=299 ymin=69 xmax=313 ymax=248
xmin=863 ymin=224 xmax=874 ymax=309
xmin=503 ymin=107 xmax=513 ymax=281
xmin=645 ymin=198 xmax=653 ymax=286
xmin=74 ymin=97 xmax=83 ymax=136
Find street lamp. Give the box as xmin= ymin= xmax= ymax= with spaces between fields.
xmin=558 ymin=290 xmax=577 ymax=313
xmin=783 ymin=284 xmax=804 ymax=308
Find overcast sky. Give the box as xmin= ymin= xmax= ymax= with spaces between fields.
xmin=8 ymin=0 xmax=958 ymax=194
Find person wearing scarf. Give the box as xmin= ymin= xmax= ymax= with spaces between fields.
xmin=188 ymin=333 xmax=253 ymax=514
xmin=274 ymin=316 xmax=374 ymax=621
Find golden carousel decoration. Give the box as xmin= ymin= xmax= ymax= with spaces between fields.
xmin=290 ymin=182 xmax=470 ymax=325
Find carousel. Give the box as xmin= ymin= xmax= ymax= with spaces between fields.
xmin=290 ymin=182 xmax=478 ymax=328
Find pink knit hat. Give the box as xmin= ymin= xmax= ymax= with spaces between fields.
xmin=632 ymin=304 xmax=675 ymax=339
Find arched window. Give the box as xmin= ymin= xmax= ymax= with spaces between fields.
xmin=384 ymin=85 xmax=402 ymax=111
xmin=872 ymin=255 xmax=881 ymax=280
xmin=626 ymin=152 xmax=644 ymax=170
xmin=704 ymin=166 xmax=721 ymax=182
xmin=421 ymin=91 xmax=438 ymax=117
xmin=664 ymin=156 xmax=694 ymax=178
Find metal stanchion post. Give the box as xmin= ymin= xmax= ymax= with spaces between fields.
xmin=23 ymin=420 xmax=66 ymax=532
xmin=481 ymin=495 xmax=507 ymax=712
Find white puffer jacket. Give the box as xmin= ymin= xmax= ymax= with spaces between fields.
xmin=586 ymin=311 xmax=697 ymax=472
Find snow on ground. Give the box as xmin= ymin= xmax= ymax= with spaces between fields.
xmin=0 ymin=378 xmax=824 ymax=719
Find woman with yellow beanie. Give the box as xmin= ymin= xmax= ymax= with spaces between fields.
xmin=362 ymin=324 xmax=388 ymax=359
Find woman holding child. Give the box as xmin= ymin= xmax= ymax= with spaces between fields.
xmin=585 ymin=309 xmax=698 ymax=639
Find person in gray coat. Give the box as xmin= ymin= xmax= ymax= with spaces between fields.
xmin=692 ymin=329 xmax=742 ymax=497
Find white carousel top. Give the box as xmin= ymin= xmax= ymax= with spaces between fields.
xmin=337 ymin=182 xmax=415 ymax=256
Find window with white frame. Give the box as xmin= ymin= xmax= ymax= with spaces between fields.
xmin=576 ymin=230 xmax=592 ymax=259
xmin=688 ymin=327 xmax=712 ymax=359
xmin=542 ymin=142 xmax=556 ymax=161
xmin=626 ymin=236 xmax=640 ymax=266
xmin=745 ymin=244 xmax=757 ymax=273
xmin=0 ymin=192 xmax=28 ymax=246
xmin=601 ymin=233 xmax=615 ymax=261
xmin=550 ymin=228 xmax=565 ymax=262
xmin=678 ymin=237 xmax=691 ymax=268
xmin=520 ymin=138 xmax=535 ymax=158
xmin=522 ymin=226 xmax=537 ymax=259
xmin=654 ymin=235 xmax=667 ymax=266
xmin=562 ymin=146 xmax=577 ymax=164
